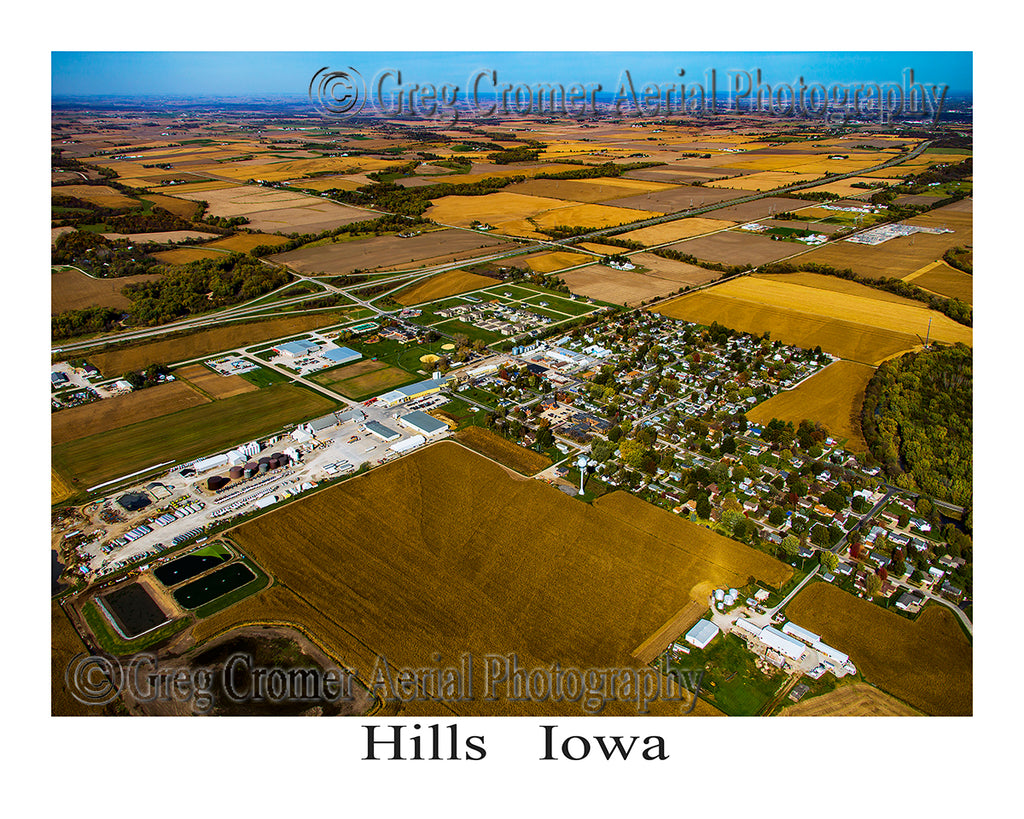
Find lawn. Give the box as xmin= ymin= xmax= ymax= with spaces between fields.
xmin=52 ymin=383 xmax=337 ymax=490
xmin=670 ymin=632 xmax=784 ymax=716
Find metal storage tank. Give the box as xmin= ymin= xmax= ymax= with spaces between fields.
xmin=207 ymin=475 xmax=229 ymax=491
xmin=268 ymin=459 xmax=279 ymax=469
xmin=258 ymin=457 xmax=271 ymax=465
xmin=244 ymin=461 xmax=259 ymax=479
xmin=229 ymin=466 xmax=244 ymax=480
xmin=258 ymin=462 xmax=270 ymax=473
xmin=270 ymin=452 xmax=285 ymax=461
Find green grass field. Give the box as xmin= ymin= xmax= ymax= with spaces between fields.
xmin=669 ymin=631 xmax=784 ymax=716
xmin=52 ymin=383 xmax=337 ymax=490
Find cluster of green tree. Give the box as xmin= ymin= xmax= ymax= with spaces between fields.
xmin=51 ymin=148 xmax=117 ymax=178
xmin=532 ymin=161 xmax=663 ymax=181
xmin=121 ymin=363 xmax=170 ymax=390
xmin=366 ymin=160 xmax=420 ymax=182
xmin=486 ymin=144 xmax=544 ymax=164
xmin=199 ymin=213 xmax=249 ymax=229
xmin=785 ymin=191 xmax=841 ymax=202
xmin=943 ymin=246 xmax=973 ymax=274
xmin=52 ymin=306 xmax=124 ymax=341
xmin=327 ymin=174 xmax=526 ymax=217
xmin=121 ymin=254 xmax=290 ymax=327
xmin=52 ymin=231 xmax=162 ymax=278
xmin=900 ymin=157 xmax=972 ymax=189
xmin=647 ymin=246 xmax=747 ymax=275
xmin=860 ymin=343 xmax=972 ymax=507
xmin=107 ymin=208 xmax=195 ymax=234
xmin=421 ymin=155 xmax=472 ymax=171
xmin=758 ymin=261 xmax=971 ymax=327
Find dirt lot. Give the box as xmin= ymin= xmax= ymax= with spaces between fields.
xmin=271 ymin=229 xmax=510 ymax=276
xmin=616 ymin=217 xmax=736 ymax=247
xmin=100 ymin=230 xmax=219 ymax=243
xmin=746 ymin=360 xmax=876 ymax=451
xmin=174 ymin=363 xmax=258 ymax=399
xmin=693 ymin=197 xmax=807 ymax=222
xmin=603 ymin=185 xmax=748 ymax=212
xmin=779 ymin=682 xmax=921 ymax=716
xmin=665 ymin=230 xmax=805 ymax=266
xmin=562 ymin=260 xmax=718 ymax=306
xmin=51 ymin=380 xmax=210 ymax=444
xmin=52 ymin=268 xmax=164 ymax=314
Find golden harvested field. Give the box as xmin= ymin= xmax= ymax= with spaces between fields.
xmin=425 ymin=191 xmax=572 ymax=227
xmin=52 ymin=184 xmax=137 ymax=208
xmin=797 ymin=176 xmax=895 ymax=198
xmin=506 ymin=176 xmax=678 ymax=203
xmin=616 ymin=217 xmax=736 ymax=246
xmin=51 ymin=380 xmax=210 ymax=445
xmin=721 ymin=152 xmax=883 ymax=175
xmin=786 ymin=583 xmax=971 ymax=716
xmin=51 ymin=268 xmax=163 ymax=314
xmin=51 ymin=468 xmax=75 ymax=505
xmin=779 ymin=682 xmax=921 ymax=716
xmin=213 ymin=442 xmax=786 ymax=714
xmin=187 ymin=156 xmax=405 ymax=183
xmin=706 ymin=171 xmax=822 ymax=191
xmin=453 ymin=427 xmax=552 ymax=475
xmin=592 ymin=492 xmax=794 ymax=591
xmin=523 ymin=250 xmax=595 ymax=273
xmin=797 ymin=200 xmax=973 ymax=279
xmin=658 ymin=273 xmax=971 ymax=364
xmin=746 ymin=360 xmax=876 ymax=451
xmin=151 ymin=247 xmax=228 ymax=265
xmin=904 ymin=260 xmax=973 ymax=304
xmin=174 ymin=363 xmax=258 ymax=400
xmin=83 ymin=311 xmax=353 ymax=376
xmin=576 ymin=241 xmax=636 ymax=255
xmin=529 ymin=202 xmax=656 ymax=232
xmin=148 ymin=180 xmax=234 ymax=195
xmin=394 ymin=269 xmax=497 ymax=305
xmin=141 ymin=193 xmax=202 ymax=220
xmin=201 ymin=233 xmax=291 ymax=253
xmin=400 ymin=163 xmax=581 ymax=187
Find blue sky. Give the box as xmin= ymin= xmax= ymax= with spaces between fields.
xmin=52 ymin=52 xmax=972 ymax=97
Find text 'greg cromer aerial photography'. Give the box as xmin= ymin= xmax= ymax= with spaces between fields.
xmin=51 ymin=51 xmax=972 ymax=722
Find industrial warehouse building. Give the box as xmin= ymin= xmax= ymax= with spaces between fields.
xmin=684 ymin=619 xmax=720 ymax=649
xmin=399 ymin=411 xmax=448 ymax=437
xmin=364 ymin=421 xmax=401 ymax=442
xmin=274 ymin=339 xmax=319 ymax=357
xmin=323 ymin=346 xmax=362 ymax=366
xmin=377 ymin=375 xmax=450 ymax=407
